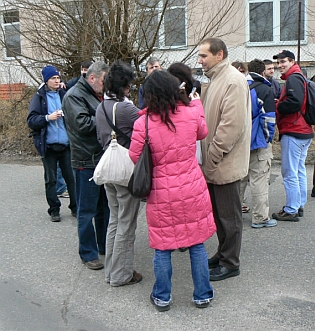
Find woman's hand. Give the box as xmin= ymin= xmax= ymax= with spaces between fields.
xmin=189 ymin=92 xmax=200 ymax=100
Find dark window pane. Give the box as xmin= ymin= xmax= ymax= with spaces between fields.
xmin=164 ymin=7 xmax=186 ymax=46
xmin=164 ymin=0 xmax=185 ymax=6
xmin=280 ymin=0 xmax=305 ymax=41
xmin=137 ymin=0 xmax=159 ymax=6
xmin=139 ymin=10 xmax=159 ymax=48
xmin=3 ymin=10 xmax=19 ymax=24
xmin=249 ymin=2 xmax=273 ymax=42
xmin=4 ymin=24 xmax=21 ymax=57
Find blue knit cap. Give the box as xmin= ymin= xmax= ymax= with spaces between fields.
xmin=42 ymin=65 xmax=60 ymax=83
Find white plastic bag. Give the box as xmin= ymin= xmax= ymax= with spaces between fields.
xmin=92 ymin=139 xmax=134 ymax=186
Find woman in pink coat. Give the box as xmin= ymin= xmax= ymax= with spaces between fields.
xmin=129 ymin=70 xmax=216 ymax=312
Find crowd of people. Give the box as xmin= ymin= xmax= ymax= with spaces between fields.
xmin=27 ymin=38 xmax=314 ymax=312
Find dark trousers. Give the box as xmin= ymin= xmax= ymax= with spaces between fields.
xmin=207 ymin=181 xmax=242 ymax=269
xmin=42 ymin=146 xmax=76 ymax=215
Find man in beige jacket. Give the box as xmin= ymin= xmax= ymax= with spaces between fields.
xmin=198 ymin=38 xmax=251 ymax=281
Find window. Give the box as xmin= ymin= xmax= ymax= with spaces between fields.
xmin=2 ymin=10 xmax=21 ymax=58
xmin=138 ymin=0 xmax=187 ymax=49
xmin=248 ymin=0 xmax=305 ymax=45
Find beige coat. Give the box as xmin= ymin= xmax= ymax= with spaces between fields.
xmin=200 ymin=58 xmax=251 ymax=185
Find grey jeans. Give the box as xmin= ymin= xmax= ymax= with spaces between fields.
xmin=104 ymin=183 xmax=140 ymax=286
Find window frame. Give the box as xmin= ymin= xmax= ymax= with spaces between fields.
xmin=1 ymin=9 xmax=22 ymax=59
xmin=246 ymin=0 xmax=307 ymax=46
xmin=141 ymin=0 xmax=187 ymax=50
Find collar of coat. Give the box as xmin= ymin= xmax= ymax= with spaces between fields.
xmin=204 ymin=57 xmax=230 ymax=79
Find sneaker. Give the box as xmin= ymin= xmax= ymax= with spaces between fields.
xmin=71 ymin=211 xmax=77 ymax=218
xmin=150 ymin=293 xmax=171 ymax=312
xmin=272 ymin=208 xmax=299 ymax=222
xmin=298 ymin=207 xmax=304 ymax=217
xmin=51 ymin=210 xmax=61 ymax=222
xmin=311 ymin=188 xmax=315 ymax=197
xmin=194 ymin=298 xmax=212 ymax=308
xmin=210 ymin=266 xmax=240 ymax=281
xmin=84 ymin=260 xmax=104 ymax=270
xmin=242 ymin=205 xmax=250 ymax=213
xmin=252 ymin=219 xmax=277 ymax=228
xmin=57 ymin=190 xmax=69 ymax=198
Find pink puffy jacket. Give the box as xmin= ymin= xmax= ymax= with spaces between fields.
xmin=129 ymin=99 xmax=216 ymax=250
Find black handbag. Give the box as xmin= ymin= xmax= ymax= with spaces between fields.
xmin=128 ymin=113 xmax=153 ymax=198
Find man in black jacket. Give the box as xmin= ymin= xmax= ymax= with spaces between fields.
xmin=27 ymin=65 xmax=76 ymax=222
xmin=62 ymin=61 xmax=110 ymax=270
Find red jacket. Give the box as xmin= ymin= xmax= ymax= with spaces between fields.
xmin=276 ymin=64 xmax=313 ymax=137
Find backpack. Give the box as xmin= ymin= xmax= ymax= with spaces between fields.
xmin=248 ymin=80 xmax=275 ymax=150
xmin=295 ymin=73 xmax=315 ymax=125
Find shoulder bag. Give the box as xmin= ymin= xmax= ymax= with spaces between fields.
xmin=128 ymin=113 xmax=153 ymax=198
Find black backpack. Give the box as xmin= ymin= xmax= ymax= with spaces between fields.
xmin=295 ymin=73 xmax=315 ymax=125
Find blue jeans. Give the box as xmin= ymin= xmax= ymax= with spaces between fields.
xmin=152 ymin=243 xmax=214 ymax=306
xmin=281 ymin=135 xmax=312 ymax=214
xmin=56 ymin=163 xmax=67 ymax=195
xmin=75 ymin=168 xmax=110 ymax=262
xmin=42 ymin=146 xmax=76 ymax=215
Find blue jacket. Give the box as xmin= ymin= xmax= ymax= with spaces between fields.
xmin=27 ymin=85 xmax=67 ymax=156
xmin=247 ymin=73 xmax=276 ymax=150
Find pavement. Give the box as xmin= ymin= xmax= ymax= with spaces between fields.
xmin=0 ymin=161 xmax=315 ymax=331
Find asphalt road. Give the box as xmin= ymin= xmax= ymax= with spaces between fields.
xmin=0 ymin=161 xmax=314 ymax=331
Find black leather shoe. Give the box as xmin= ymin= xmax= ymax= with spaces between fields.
xmin=208 ymin=256 xmax=220 ymax=269
xmin=210 ymin=266 xmax=240 ymax=281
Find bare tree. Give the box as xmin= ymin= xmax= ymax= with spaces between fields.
xmin=0 ymin=0 xmax=244 ymax=85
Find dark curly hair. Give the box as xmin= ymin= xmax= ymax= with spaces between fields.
xmin=143 ymin=70 xmax=190 ymax=131
xmin=167 ymin=62 xmax=201 ymax=96
xmin=104 ymin=60 xmax=135 ymax=101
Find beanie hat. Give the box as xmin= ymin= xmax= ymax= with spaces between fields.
xmin=42 ymin=65 xmax=60 ymax=83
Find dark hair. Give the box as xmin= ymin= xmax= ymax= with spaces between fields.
xmin=167 ymin=62 xmax=196 ymax=96
xmin=201 ymin=38 xmax=228 ymax=59
xmin=263 ymin=59 xmax=273 ymax=65
xmin=231 ymin=61 xmax=247 ymax=73
xmin=143 ymin=70 xmax=190 ymax=131
xmin=104 ymin=60 xmax=135 ymax=101
xmin=248 ymin=59 xmax=265 ymax=75
xmin=81 ymin=60 xmax=93 ymax=69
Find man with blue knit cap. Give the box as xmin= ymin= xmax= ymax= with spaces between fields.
xmin=27 ymin=65 xmax=76 ymax=222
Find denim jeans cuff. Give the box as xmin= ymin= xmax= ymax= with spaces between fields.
xmin=193 ymin=292 xmax=214 ymax=305
xmin=152 ymin=294 xmax=172 ymax=306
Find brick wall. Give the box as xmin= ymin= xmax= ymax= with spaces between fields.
xmin=0 ymin=83 xmax=26 ymax=100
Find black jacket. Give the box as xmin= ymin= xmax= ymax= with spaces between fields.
xmin=27 ymin=85 xmax=67 ymax=156
xmin=62 ymin=76 xmax=104 ymax=168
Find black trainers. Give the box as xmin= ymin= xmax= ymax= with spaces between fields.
xmin=51 ymin=210 xmax=61 ymax=222
xmin=298 ymin=207 xmax=304 ymax=217
xmin=194 ymin=299 xmax=212 ymax=308
xmin=208 ymin=256 xmax=220 ymax=269
xmin=150 ymin=293 xmax=170 ymax=312
xmin=272 ymin=208 xmax=299 ymax=222
xmin=311 ymin=188 xmax=315 ymax=197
